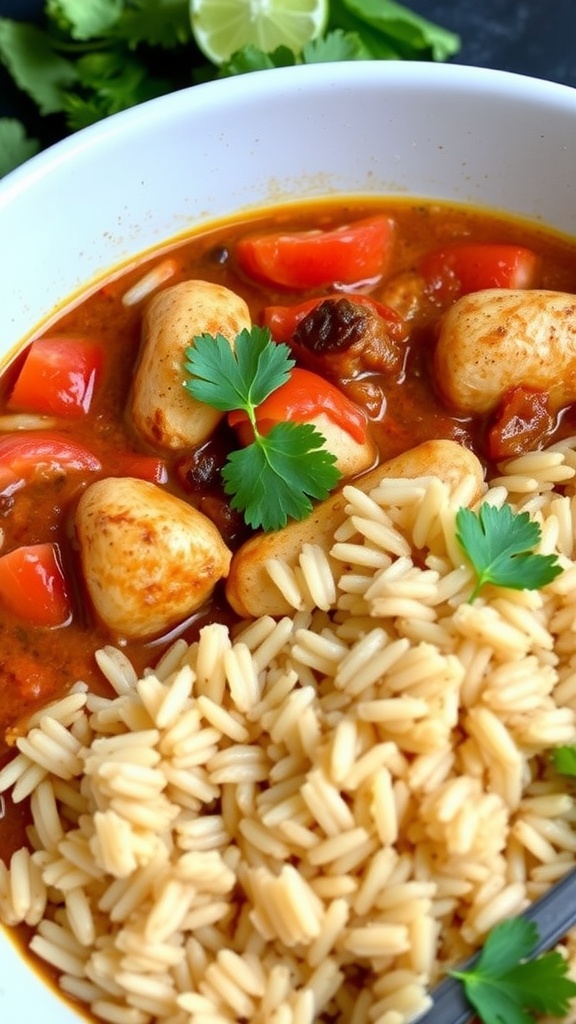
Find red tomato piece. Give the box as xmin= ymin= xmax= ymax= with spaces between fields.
xmin=420 ymin=243 xmax=538 ymax=302
xmin=0 ymin=543 xmax=71 ymax=627
xmin=236 ymin=216 xmax=395 ymax=289
xmin=487 ymin=386 xmax=555 ymax=461
xmin=0 ymin=431 xmax=101 ymax=495
xmin=262 ymin=292 xmax=405 ymax=344
xmin=228 ymin=367 xmax=368 ymax=445
xmin=8 ymin=336 xmax=103 ymax=418
xmin=113 ymin=452 xmax=168 ymax=483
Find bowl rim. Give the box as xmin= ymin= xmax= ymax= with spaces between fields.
xmin=3 ymin=59 xmax=576 ymax=204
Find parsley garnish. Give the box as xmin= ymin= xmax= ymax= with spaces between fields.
xmin=451 ymin=917 xmax=576 ymax=1024
xmin=183 ymin=327 xmax=341 ymax=532
xmin=455 ymin=503 xmax=563 ymax=602
xmin=551 ymin=745 xmax=576 ymax=776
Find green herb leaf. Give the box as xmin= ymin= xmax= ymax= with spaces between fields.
xmin=46 ymin=0 xmax=123 ymax=41
xmin=451 ymin=917 xmax=576 ymax=1024
xmin=184 ymin=327 xmax=294 ymax=414
xmin=455 ymin=503 xmax=563 ymax=602
xmin=0 ymin=18 xmax=78 ymax=115
xmin=108 ymin=0 xmax=193 ymax=49
xmin=338 ymin=0 xmax=460 ymax=61
xmin=302 ymin=28 xmax=371 ymax=63
xmin=219 ymin=44 xmax=297 ymax=77
xmin=0 ymin=118 xmax=40 ymax=177
xmin=551 ymin=745 xmax=576 ymax=776
xmin=223 ymin=421 xmax=340 ymax=531
xmin=63 ymin=49 xmax=169 ymax=127
xmin=184 ymin=327 xmax=341 ymax=530
xmin=327 ymin=0 xmax=404 ymax=58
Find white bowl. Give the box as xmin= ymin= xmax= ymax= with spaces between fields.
xmin=2 ymin=59 xmax=576 ymax=1022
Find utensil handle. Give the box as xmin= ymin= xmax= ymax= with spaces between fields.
xmin=418 ymin=866 xmax=576 ymax=1024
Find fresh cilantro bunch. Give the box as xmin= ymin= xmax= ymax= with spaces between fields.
xmin=456 ymin=502 xmax=563 ymax=602
xmin=0 ymin=0 xmax=460 ymax=176
xmin=183 ymin=326 xmax=341 ymax=532
xmin=0 ymin=0 xmax=192 ymax=140
xmin=452 ymin=917 xmax=576 ymax=1024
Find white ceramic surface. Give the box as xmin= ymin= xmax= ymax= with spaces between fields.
xmin=2 ymin=59 xmax=576 ymax=1022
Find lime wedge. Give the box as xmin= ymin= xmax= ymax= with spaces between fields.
xmin=190 ymin=0 xmax=329 ymax=64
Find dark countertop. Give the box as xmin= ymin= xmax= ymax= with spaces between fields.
xmin=1 ymin=0 xmax=575 ymax=145
xmin=409 ymin=0 xmax=576 ymax=88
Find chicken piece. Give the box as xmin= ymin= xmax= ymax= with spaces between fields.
xmin=229 ymin=367 xmax=377 ymax=479
xmin=225 ymin=439 xmax=485 ymax=618
xmin=307 ymin=411 xmax=376 ymax=477
xmin=130 ymin=279 xmax=251 ymax=449
xmin=75 ymin=476 xmax=231 ymax=639
xmin=289 ymin=296 xmax=407 ymax=382
xmin=434 ymin=288 xmax=576 ymax=414
xmin=377 ymin=270 xmax=428 ymax=321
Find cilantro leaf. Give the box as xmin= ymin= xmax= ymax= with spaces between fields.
xmin=452 ymin=917 xmax=576 ymax=1024
xmin=223 ymin=422 xmax=340 ymax=531
xmin=46 ymin=0 xmax=192 ymax=49
xmin=0 ymin=118 xmax=40 ymax=177
xmin=220 ymin=32 xmax=371 ymax=78
xmin=184 ymin=327 xmax=341 ymax=530
xmin=303 ymin=29 xmax=372 ymax=63
xmin=109 ymin=0 xmax=193 ymax=49
xmin=337 ymin=0 xmax=460 ymax=61
xmin=551 ymin=745 xmax=576 ymax=776
xmin=219 ymin=44 xmax=297 ymax=77
xmin=0 ymin=18 xmax=78 ymax=115
xmin=46 ymin=0 xmax=123 ymax=41
xmin=455 ymin=503 xmax=563 ymax=602
xmin=470 ymin=917 xmax=537 ymax=977
xmin=327 ymin=0 xmax=405 ymax=58
xmin=184 ymin=327 xmax=294 ymax=414
xmin=60 ymin=49 xmax=169 ymax=128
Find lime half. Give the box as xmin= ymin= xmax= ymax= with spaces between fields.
xmin=190 ymin=0 xmax=329 ymax=64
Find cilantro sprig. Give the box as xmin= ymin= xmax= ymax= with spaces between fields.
xmin=184 ymin=327 xmax=341 ymax=532
xmin=0 ymin=0 xmax=459 ymax=175
xmin=455 ymin=503 xmax=563 ymax=602
xmin=451 ymin=917 xmax=576 ymax=1024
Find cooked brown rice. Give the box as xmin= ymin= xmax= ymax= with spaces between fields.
xmin=3 ymin=442 xmax=576 ymax=1023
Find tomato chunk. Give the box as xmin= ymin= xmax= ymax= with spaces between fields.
xmin=236 ymin=216 xmax=394 ymax=289
xmin=229 ymin=367 xmax=368 ymax=445
xmin=0 ymin=431 xmax=101 ymax=495
xmin=487 ymin=386 xmax=555 ymax=461
xmin=0 ymin=543 xmax=71 ymax=627
xmin=8 ymin=336 xmax=103 ymax=418
xmin=262 ymin=292 xmax=405 ymax=344
xmin=113 ymin=452 xmax=168 ymax=483
xmin=420 ymin=243 xmax=538 ymax=302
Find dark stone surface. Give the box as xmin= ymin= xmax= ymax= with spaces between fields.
xmin=408 ymin=0 xmax=576 ymax=88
